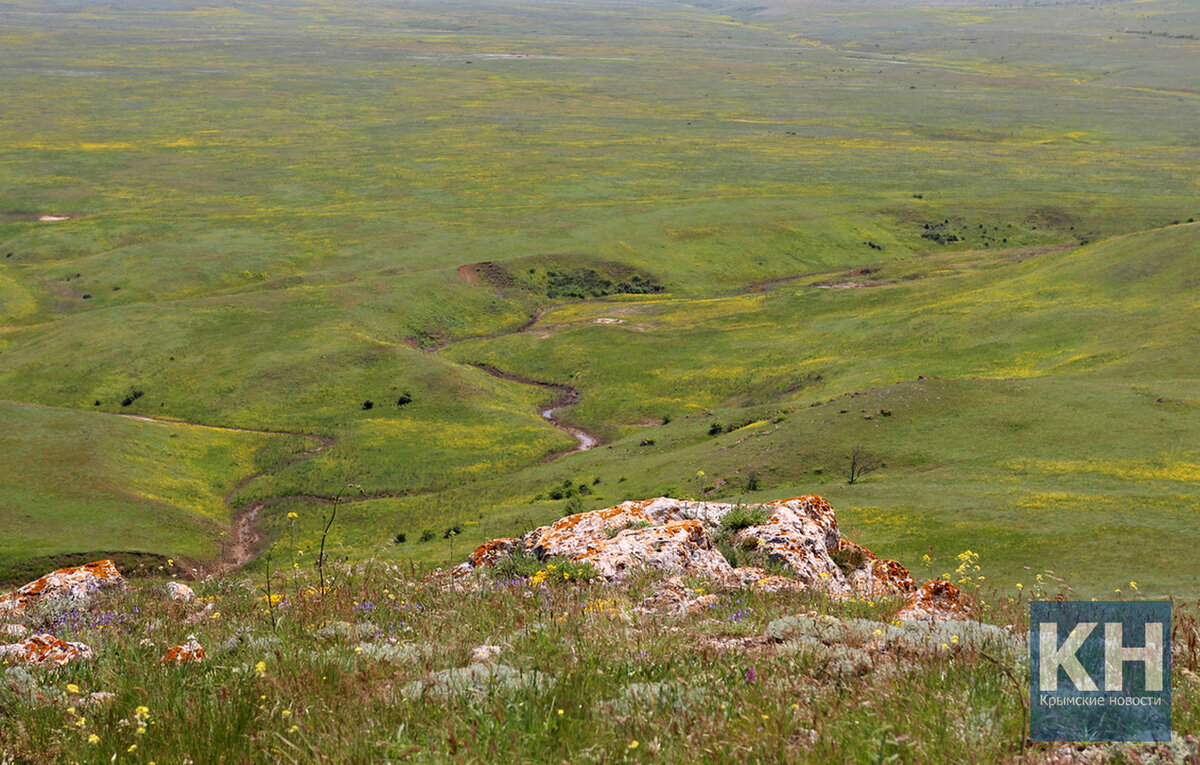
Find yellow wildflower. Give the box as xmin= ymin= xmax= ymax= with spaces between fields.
xmin=66 ymin=684 xmax=80 ymax=694
xmin=255 ymin=661 xmax=267 ymax=677
xmin=87 ymin=734 xmax=100 ymax=745
xmin=628 ymin=740 xmax=639 ymax=750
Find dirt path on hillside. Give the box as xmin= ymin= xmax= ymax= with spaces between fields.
xmin=470 ymin=363 xmax=601 ymax=459
xmin=441 ymin=264 xmax=604 ymax=456
xmin=115 ymin=337 xmax=602 ymax=574
xmin=112 ymin=414 xmax=416 ymax=576
xmin=118 ymin=414 xmax=339 ymax=576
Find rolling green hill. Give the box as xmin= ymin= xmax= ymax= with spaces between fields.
xmin=0 ymin=0 xmax=1196 ymax=596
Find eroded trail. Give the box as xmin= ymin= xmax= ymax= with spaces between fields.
xmin=116 ymin=284 xmax=599 ymax=573
xmin=440 ymin=265 xmax=603 ymax=455
xmin=470 ymin=363 xmax=601 ymax=459
xmin=118 ymin=414 xmax=337 ymax=576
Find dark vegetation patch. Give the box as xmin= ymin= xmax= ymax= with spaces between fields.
xmin=484 ymin=256 xmax=664 ymax=300
xmin=120 ymin=389 xmax=145 ymax=407
xmin=531 ymin=477 xmax=595 ymax=502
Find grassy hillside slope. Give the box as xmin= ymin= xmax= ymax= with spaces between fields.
xmin=0 ymin=0 xmax=1196 ymax=594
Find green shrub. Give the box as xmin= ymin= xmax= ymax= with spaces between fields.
xmin=830 ymin=544 xmax=868 ymax=575
xmin=492 ymin=551 xmax=601 ymax=583
xmin=719 ymin=506 xmax=770 ymax=533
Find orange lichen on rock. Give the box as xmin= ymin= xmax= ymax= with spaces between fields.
xmin=895 ymin=580 xmax=970 ymax=622
xmin=836 ymin=540 xmax=915 ymax=597
xmin=734 ymin=496 xmax=847 ymax=590
xmin=468 ymin=538 xmax=519 ymax=568
xmin=577 ymin=519 xmax=734 ymax=579
xmin=0 ymin=560 xmax=125 ymax=613
xmin=525 ymin=498 xmax=692 ymax=558
xmin=0 ymin=634 xmax=93 ymax=667
xmin=161 ymin=635 xmax=205 ymax=664
xmin=458 ymin=495 xmax=913 ymax=597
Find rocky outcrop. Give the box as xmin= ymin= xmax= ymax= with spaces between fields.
xmin=895 ymin=580 xmax=970 ymax=622
xmin=460 ymin=496 xmax=913 ymax=597
xmin=0 ymin=560 xmax=125 ymax=613
xmin=0 ymin=634 xmax=93 ymax=667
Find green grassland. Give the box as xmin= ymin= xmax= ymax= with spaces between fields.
xmin=0 ymin=0 xmax=1197 ymax=595
xmin=0 ymin=400 xmax=311 ymax=579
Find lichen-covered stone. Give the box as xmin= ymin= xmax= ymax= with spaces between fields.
xmin=836 ymin=540 xmax=915 ymax=597
xmin=523 ymin=498 xmax=694 ymax=559
xmin=580 ymin=520 xmax=734 ymax=579
xmin=161 ymin=635 xmax=205 ymax=664
xmin=0 ymin=634 xmax=93 ymax=668
xmin=468 ymin=538 xmax=519 ymax=568
xmin=733 ymin=496 xmax=847 ymax=590
xmin=468 ymin=644 xmax=505 ymax=663
xmin=459 ymin=496 xmax=914 ymax=597
xmin=165 ymin=582 xmax=195 ymax=603
xmin=0 ymin=560 xmax=125 ymax=613
xmin=895 ymin=580 xmax=970 ymax=622
xmin=636 ymin=577 xmax=719 ymax=615
xmin=400 ymin=662 xmax=553 ymax=702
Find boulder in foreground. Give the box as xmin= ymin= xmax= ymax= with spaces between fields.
xmin=0 ymin=560 xmax=125 ymax=613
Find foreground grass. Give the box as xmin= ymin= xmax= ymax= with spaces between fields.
xmin=2 ymin=562 xmax=1199 ymax=763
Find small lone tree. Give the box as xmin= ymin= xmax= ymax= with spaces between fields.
xmin=846 ymin=445 xmax=883 ymax=485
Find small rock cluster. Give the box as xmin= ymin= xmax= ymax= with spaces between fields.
xmin=0 ymin=560 xmax=207 ymax=669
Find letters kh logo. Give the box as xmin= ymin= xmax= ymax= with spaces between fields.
xmin=1030 ymin=601 xmax=1170 ymax=743
xmin=1039 ymin=620 xmax=1164 ymax=692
